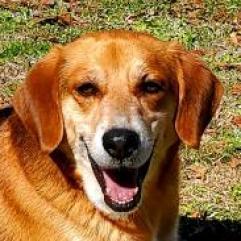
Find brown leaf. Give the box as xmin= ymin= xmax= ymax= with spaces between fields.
xmin=37 ymin=16 xmax=59 ymax=25
xmin=205 ymin=128 xmax=216 ymax=135
xmin=230 ymin=32 xmax=241 ymax=45
xmin=212 ymin=8 xmax=229 ymax=22
xmin=216 ymin=63 xmax=241 ymax=71
xmin=191 ymin=211 xmax=201 ymax=218
xmin=231 ymin=116 xmax=241 ymax=128
xmin=190 ymin=49 xmax=206 ymax=56
xmin=194 ymin=0 xmax=203 ymax=3
xmin=57 ymin=13 xmax=73 ymax=26
xmin=188 ymin=10 xmax=198 ymax=20
xmin=40 ymin=0 xmax=55 ymax=5
xmin=37 ymin=13 xmax=77 ymax=26
xmin=189 ymin=164 xmax=207 ymax=180
xmin=229 ymin=158 xmax=241 ymax=169
xmin=232 ymin=84 xmax=241 ymax=96
xmin=233 ymin=11 xmax=241 ymax=25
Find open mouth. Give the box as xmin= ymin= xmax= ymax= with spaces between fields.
xmin=90 ymin=158 xmax=151 ymax=212
xmin=82 ymin=137 xmax=154 ymax=212
xmin=82 ymin=138 xmax=152 ymax=212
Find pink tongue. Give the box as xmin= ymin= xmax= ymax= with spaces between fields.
xmin=103 ymin=171 xmax=138 ymax=203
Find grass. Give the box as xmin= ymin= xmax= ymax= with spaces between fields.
xmin=0 ymin=0 xmax=240 ymax=239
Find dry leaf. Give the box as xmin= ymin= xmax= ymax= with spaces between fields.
xmin=41 ymin=0 xmax=55 ymax=5
xmin=191 ymin=211 xmax=201 ymax=218
xmin=232 ymin=84 xmax=241 ymax=96
xmin=231 ymin=116 xmax=241 ymax=128
xmin=188 ymin=10 xmax=198 ymax=20
xmin=37 ymin=13 xmax=77 ymax=26
xmin=230 ymin=32 xmax=241 ymax=45
xmin=189 ymin=164 xmax=207 ymax=180
xmin=205 ymin=128 xmax=216 ymax=134
xmin=57 ymin=13 xmax=73 ymax=26
xmin=229 ymin=158 xmax=241 ymax=169
xmin=193 ymin=0 xmax=203 ymax=4
xmin=216 ymin=63 xmax=241 ymax=71
xmin=190 ymin=49 xmax=206 ymax=56
xmin=234 ymin=11 xmax=241 ymax=25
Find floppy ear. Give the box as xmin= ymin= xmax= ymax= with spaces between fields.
xmin=13 ymin=47 xmax=63 ymax=153
xmin=174 ymin=50 xmax=223 ymax=148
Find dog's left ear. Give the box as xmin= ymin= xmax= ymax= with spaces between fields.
xmin=174 ymin=49 xmax=223 ymax=148
xmin=13 ymin=47 xmax=63 ymax=153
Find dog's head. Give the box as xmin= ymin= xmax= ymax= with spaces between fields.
xmin=13 ymin=30 xmax=223 ymax=215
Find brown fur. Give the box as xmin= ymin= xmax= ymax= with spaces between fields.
xmin=0 ymin=30 xmax=223 ymax=241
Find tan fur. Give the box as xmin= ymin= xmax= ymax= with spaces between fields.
xmin=0 ymin=30 xmax=223 ymax=241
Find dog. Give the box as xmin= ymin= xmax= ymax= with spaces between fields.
xmin=0 ymin=30 xmax=223 ymax=241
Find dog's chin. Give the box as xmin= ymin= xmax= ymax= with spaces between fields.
xmin=85 ymin=152 xmax=152 ymax=214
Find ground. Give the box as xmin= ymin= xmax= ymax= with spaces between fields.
xmin=0 ymin=1 xmax=240 ymax=240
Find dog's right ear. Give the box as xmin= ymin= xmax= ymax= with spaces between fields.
xmin=173 ymin=47 xmax=223 ymax=148
xmin=13 ymin=47 xmax=63 ymax=153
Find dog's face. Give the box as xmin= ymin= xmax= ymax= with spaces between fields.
xmin=13 ymin=31 xmax=223 ymax=215
xmin=61 ymin=33 xmax=178 ymax=214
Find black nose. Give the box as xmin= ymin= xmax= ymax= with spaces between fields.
xmin=103 ymin=128 xmax=140 ymax=160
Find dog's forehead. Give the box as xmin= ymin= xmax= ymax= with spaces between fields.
xmin=61 ymin=32 xmax=171 ymax=77
xmin=64 ymin=31 xmax=160 ymax=56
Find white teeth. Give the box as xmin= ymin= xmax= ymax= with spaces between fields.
xmin=110 ymin=196 xmax=134 ymax=204
xmin=110 ymin=197 xmax=128 ymax=204
xmin=106 ymin=189 xmax=139 ymax=204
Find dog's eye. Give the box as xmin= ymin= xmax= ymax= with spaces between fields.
xmin=140 ymin=81 xmax=164 ymax=94
xmin=76 ymin=83 xmax=99 ymax=97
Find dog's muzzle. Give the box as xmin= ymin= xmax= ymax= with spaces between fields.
xmin=84 ymin=128 xmax=153 ymax=212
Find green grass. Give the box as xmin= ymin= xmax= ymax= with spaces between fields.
xmin=0 ymin=40 xmax=50 ymax=62
xmin=231 ymin=184 xmax=241 ymax=202
xmin=0 ymin=0 xmax=239 ymax=63
xmin=0 ymin=0 xmax=240 ymax=224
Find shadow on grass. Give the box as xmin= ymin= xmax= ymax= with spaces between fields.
xmin=0 ymin=104 xmax=13 ymax=125
xmin=179 ymin=216 xmax=241 ymax=241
